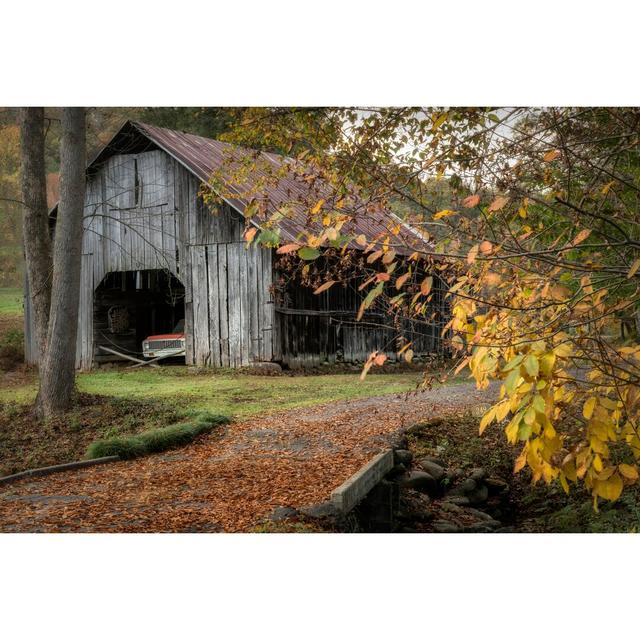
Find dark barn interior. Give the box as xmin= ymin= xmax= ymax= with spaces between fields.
xmin=273 ymin=259 xmax=449 ymax=368
xmin=93 ymin=269 xmax=185 ymax=363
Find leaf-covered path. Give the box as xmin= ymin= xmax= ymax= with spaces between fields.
xmin=0 ymin=382 xmax=496 ymax=532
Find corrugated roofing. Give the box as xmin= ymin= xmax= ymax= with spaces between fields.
xmin=103 ymin=120 xmax=434 ymax=255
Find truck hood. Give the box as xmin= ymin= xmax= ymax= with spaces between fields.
xmin=145 ymin=333 xmax=185 ymax=341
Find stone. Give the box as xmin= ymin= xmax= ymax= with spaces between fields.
xmin=464 ymin=522 xmax=494 ymax=533
xmin=417 ymin=459 xmax=446 ymax=481
xmin=399 ymin=470 xmax=438 ymax=496
xmin=443 ymin=495 xmax=471 ymax=506
xmin=469 ymin=467 xmax=488 ymax=482
xmin=485 ymin=477 xmax=509 ymax=494
xmin=432 ymin=519 xmax=460 ymax=533
xmin=249 ymin=362 xmax=283 ymax=375
xmin=467 ymin=484 xmax=489 ymax=506
xmin=446 ymin=467 xmax=464 ymax=481
xmin=440 ymin=502 xmax=466 ymax=514
xmin=448 ymin=477 xmax=477 ymax=496
xmin=387 ymin=463 xmax=407 ymax=478
xmin=394 ymin=449 xmax=413 ymax=466
xmin=269 ymin=506 xmax=299 ymax=522
xmin=465 ymin=508 xmax=494 ymax=521
xmin=299 ymin=501 xmax=339 ymax=519
xmin=420 ymin=455 xmax=446 ymax=467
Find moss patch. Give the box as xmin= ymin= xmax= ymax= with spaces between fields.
xmin=86 ymin=412 xmax=230 ymax=460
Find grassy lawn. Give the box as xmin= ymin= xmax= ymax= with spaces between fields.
xmin=0 ymin=287 xmax=22 ymax=317
xmin=1 ymin=366 xmax=426 ymax=418
xmin=0 ymin=366 xmax=439 ymax=475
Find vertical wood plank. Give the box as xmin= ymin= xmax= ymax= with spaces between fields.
xmin=226 ymin=243 xmax=241 ymax=367
xmin=207 ymin=245 xmax=221 ymax=367
xmin=217 ymin=244 xmax=230 ymax=367
xmin=190 ymin=245 xmax=210 ymax=365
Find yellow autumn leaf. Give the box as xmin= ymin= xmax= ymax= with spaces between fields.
xmin=310 ymin=198 xmax=325 ymax=215
xmin=627 ymin=258 xmax=640 ymax=278
xmin=601 ymin=180 xmax=615 ymax=195
xmin=524 ymin=354 xmax=539 ymax=377
xmin=583 ymin=397 xmax=596 ymax=420
xmin=479 ymin=406 xmax=496 ymax=435
xmin=594 ymin=474 xmax=623 ymax=501
xmin=431 ymin=112 xmax=448 ymax=132
xmin=619 ymin=464 xmax=639 ymax=480
xmin=433 ymin=209 xmax=457 ymax=220
xmin=543 ymin=149 xmax=561 ymax=162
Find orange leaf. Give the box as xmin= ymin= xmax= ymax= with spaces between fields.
xmin=543 ymin=149 xmax=561 ymax=162
xmin=420 ymin=276 xmax=433 ymax=296
xmin=367 ymin=250 xmax=383 ymax=264
xmin=467 ymin=244 xmax=479 ymax=264
xmin=374 ymin=353 xmax=387 ymax=366
xmin=376 ymin=272 xmax=391 ymax=282
xmin=462 ymin=194 xmax=480 ymax=208
xmin=277 ymin=243 xmax=301 ymax=254
xmin=313 ymin=280 xmax=336 ymax=295
xmin=395 ymin=272 xmax=410 ymax=290
xmin=244 ymin=227 xmax=257 ymax=243
xmin=479 ymin=240 xmax=493 ymax=255
xmin=488 ymin=196 xmax=509 ymax=212
xmin=572 ymin=229 xmax=591 ymax=246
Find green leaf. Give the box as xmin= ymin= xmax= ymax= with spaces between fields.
xmin=502 ymin=354 xmax=525 ymax=372
xmin=298 ymin=247 xmax=320 ymax=261
xmin=524 ymin=354 xmax=539 ymax=377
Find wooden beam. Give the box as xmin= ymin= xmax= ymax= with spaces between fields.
xmin=97 ymin=345 xmax=160 ymax=367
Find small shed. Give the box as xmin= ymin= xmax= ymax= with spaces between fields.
xmin=25 ymin=121 xmax=449 ymax=370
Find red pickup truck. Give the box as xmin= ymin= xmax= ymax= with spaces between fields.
xmin=142 ymin=319 xmax=186 ymax=359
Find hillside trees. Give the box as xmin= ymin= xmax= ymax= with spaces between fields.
xmin=228 ymin=107 xmax=640 ymax=506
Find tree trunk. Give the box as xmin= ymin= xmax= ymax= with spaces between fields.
xmin=19 ymin=107 xmax=52 ymax=362
xmin=37 ymin=108 xmax=86 ymax=418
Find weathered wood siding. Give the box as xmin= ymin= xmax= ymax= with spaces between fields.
xmin=26 ymin=148 xmax=276 ymax=370
xmin=275 ymin=270 xmax=449 ymax=368
xmin=189 ymin=243 xmax=275 ymax=367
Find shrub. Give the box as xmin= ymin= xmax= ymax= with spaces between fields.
xmin=85 ymin=412 xmax=230 ymax=460
xmin=0 ymin=328 xmax=24 ymax=371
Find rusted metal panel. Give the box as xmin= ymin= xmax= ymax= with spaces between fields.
xmin=130 ymin=121 xmax=432 ymax=257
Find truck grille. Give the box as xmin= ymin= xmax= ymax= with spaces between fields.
xmin=147 ymin=339 xmax=183 ymax=350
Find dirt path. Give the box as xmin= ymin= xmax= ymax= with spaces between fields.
xmin=0 ymin=382 xmax=497 ymax=532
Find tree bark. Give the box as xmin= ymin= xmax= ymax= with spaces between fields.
xmin=36 ymin=108 xmax=86 ymax=418
xmin=19 ymin=108 xmax=52 ymax=362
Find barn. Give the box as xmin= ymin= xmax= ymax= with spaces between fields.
xmin=25 ymin=121 xmax=449 ymax=370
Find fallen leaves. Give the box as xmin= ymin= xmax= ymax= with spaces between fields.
xmin=0 ymin=385 xmax=497 ymax=532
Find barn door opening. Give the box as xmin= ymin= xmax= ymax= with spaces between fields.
xmin=93 ymin=269 xmax=185 ymax=365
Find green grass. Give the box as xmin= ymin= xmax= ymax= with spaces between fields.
xmin=85 ymin=411 xmax=230 ymax=460
xmin=0 ymin=287 xmax=22 ymax=317
xmin=0 ymin=366 xmax=430 ymax=418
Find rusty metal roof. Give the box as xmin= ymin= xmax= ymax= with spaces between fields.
xmin=99 ymin=120 xmax=433 ymax=256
